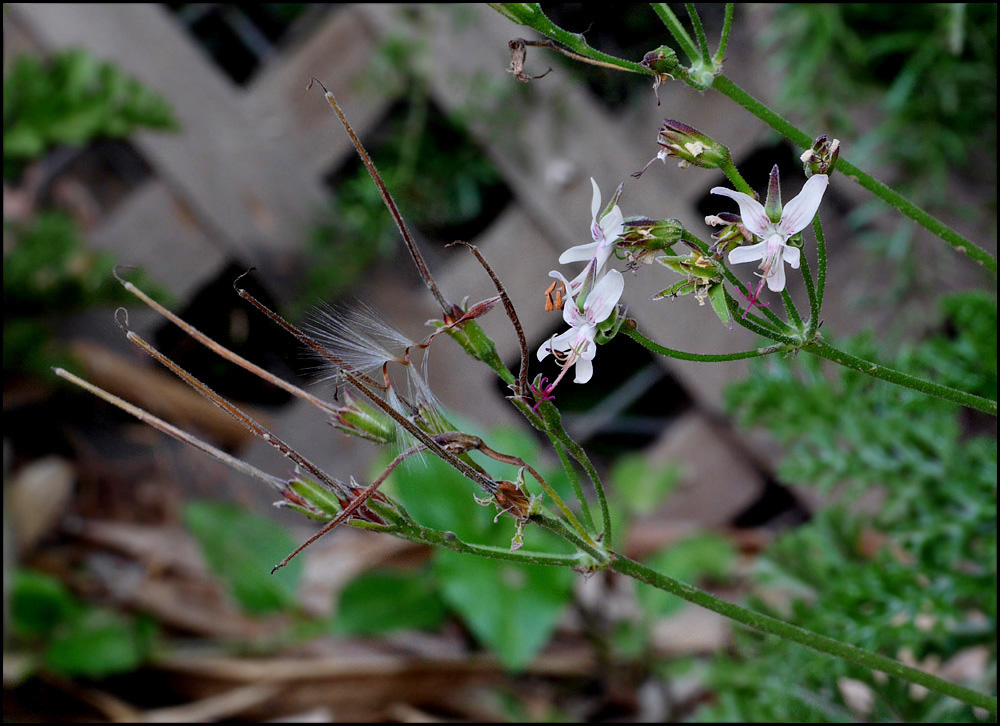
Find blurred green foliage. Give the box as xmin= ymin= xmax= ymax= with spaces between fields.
xmin=697 ymin=292 xmax=997 ymax=722
xmin=184 ymin=501 xmax=304 ymax=615
xmin=11 ymin=570 xmax=158 ymax=679
xmin=385 ymin=425 xmax=577 ymax=671
xmin=336 ymin=571 xmax=448 ymax=636
xmin=3 ymin=49 xmax=177 ymax=180
xmin=2 ymin=49 xmax=175 ymax=379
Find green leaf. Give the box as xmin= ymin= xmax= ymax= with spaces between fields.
xmin=637 ymin=534 xmax=736 ymax=618
xmin=433 ymin=549 xmax=574 ymax=671
xmin=184 ymin=501 xmax=303 ymax=614
xmin=11 ymin=570 xmax=79 ymax=639
xmin=45 ymin=609 xmax=156 ymax=678
xmin=337 ymin=571 xmax=447 ymax=635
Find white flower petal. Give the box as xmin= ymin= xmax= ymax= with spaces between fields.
xmin=584 ymin=269 xmax=624 ymax=323
xmin=782 ymin=244 xmax=800 ymax=269
xmin=573 ymin=357 xmax=594 ymax=384
xmin=563 ymin=297 xmax=587 ymax=326
xmin=559 ymin=241 xmax=600 ymax=265
xmin=600 ymin=206 xmax=624 ymax=242
xmin=711 ymin=187 xmax=771 ymax=238
xmin=777 ymin=174 xmax=828 ymax=236
xmin=765 ymin=258 xmax=786 ymax=291
xmin=728 ymin=239 xmax=768 ymax=265
xmin=590 ymin=178 xmax=602 ymax=221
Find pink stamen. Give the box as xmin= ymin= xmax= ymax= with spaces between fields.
xmin=739 ymin=277 xmax=770 ymax=319
xmin=529 ymin=376 xmax=557 ymax=410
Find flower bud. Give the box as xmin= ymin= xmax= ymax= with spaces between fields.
xmin=640 ymin=45 xmax=680 ymax=75
xmin=764 ymin=165 xmax=782 ymax=223
xmin=801 ymin=135 xmax=840 ymax=177
xmin=656 ymin=120 xmax=730 ymax=170
xmin=618 ymin=217 xmax=685 ymax=264
xmin=331 ymin=390 xmax=396 ymax=444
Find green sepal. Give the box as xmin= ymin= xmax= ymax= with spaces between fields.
xmin=657 ymin=252 xmax=723 ymax=281
xmin=708 ymin=283 xmax=732 ymax=328
xmin=288 ymin=478 xmax=343 ymax=518
xmin=595 ymin=305 xmax=626 ymax=344
xmin=651 ymin=279 xmax=697 ymax=300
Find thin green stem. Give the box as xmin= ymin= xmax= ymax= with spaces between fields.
xmin=808 ymin=339 xmax=997 ymax=416
xmin=797 ymin=241 xmax=820 ymax=336
xmin=551 ymin=439 xmax=596 ymax=532
xmin=535 ymin=513 xmax=609 ymax=563
xmin=625 ymin=325 xmax=787 ymax=361
xmin=650 ymin=3 xmax=699 ymax=64
xmin=685 ymin=3 xmax=712 ymax=66
xmin=395 ymin=522 xmax=584 ymax=568
xmin=723 ymin=286 xmax=799 ymax=344
xmin=610 ymin=554 xmax=998 ymax=714
xmin=539 ymin=404 xmax=612 ymax=545
xmin=780 ymin=288 xmax=803 ymax=331
xmin=710 ymin=76 xmax=996 ymax=274
xmin=720 ymin=159 xmax=754 ymax=196
xmin=525 ymin=7 xmax=647 ymax=74
xmin=813 ymin=214 xmax=828 ymax=324
xmin=715 ymin=3 xmax=734 ymax=64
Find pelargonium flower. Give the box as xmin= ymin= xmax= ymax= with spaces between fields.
xmin=558 ymin=178 xmax=624 ymax=275
xmin=712 ymin=168 xmax=829 ymax=292
xmin=538 ymin=269 xmax=624 ymax=384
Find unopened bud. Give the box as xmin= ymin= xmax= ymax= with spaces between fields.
xmin=764 ymin=165 xmax=782 ymax=223
xmin=618 ymin=217 xmax=685 ymax=264
xmin=640 ymin=46 xmax=681 ymax=106
xmin=640 ymin=45 xmax=680 ymax=75
xmin=801 ymin=135 xmax=840 ymax=177
xmin=655 ymin=120 xmax=730 ymax=170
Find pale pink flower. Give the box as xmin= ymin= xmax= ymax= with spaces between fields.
xmin=537 ymin=269 xmax=624 ymax=384
xmin=712 ymin=174 xmax=829 ymax=292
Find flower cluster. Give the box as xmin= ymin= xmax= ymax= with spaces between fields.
xmin=537 ymin=179 xmax=626 ymax=390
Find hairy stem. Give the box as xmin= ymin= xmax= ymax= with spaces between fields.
xmin=808 ymin=339 xmax=997 ymax=416
xmin=685 ymin=3 xmax=712 ymax=66
xmin=551 ymin=439 xmax=596 ymax=532
xmin=715 ymin=3 xmax=734 ymax=64
xmin=650 ymin=3 xmax=699 ymax=64
xmin=624 ymin=325 xmax=786 ymax=361
xmin=538 ymin=403 xmax=612 ymax=544
xmin=797 ymin=239 xmax=820 ymax=336
xmin=813 ymin=214 xmax=828 ymax=321
xmin=611 ymin=553 xmax=998 ymax=714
